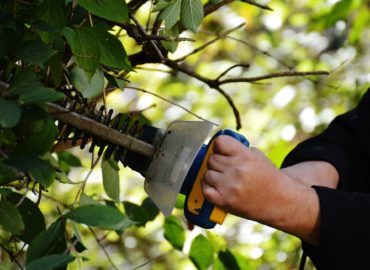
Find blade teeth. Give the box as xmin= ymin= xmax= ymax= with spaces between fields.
xmin=55 ymin=99 xmax=145 ymax=163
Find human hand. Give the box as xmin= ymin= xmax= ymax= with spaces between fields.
xmin=201 ymin=135 xmax=287 ymax=221
xmin=202 ymin=135 xmax=320 ymax=244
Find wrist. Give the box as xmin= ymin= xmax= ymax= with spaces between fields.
xmin=253 ymin=172 xmax=320 ymax=245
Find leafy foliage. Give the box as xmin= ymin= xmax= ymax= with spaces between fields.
xmin=0 ymin=0 xmax=369 ymax=269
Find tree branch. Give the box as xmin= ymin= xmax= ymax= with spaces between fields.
xmin=129 ymin=13 xmax=166 ymax=63
xmin=125 ymin=86 xmax=218 ymax=126
xmin=226 ymin=36 xmax=293 ymax=69
xmin=174 ymin=23 xmax=245 ymax=62
xmin=216 ymin=64 xmax=250 ymax=81
xmin=0 ymin=242 xmax=24 ymax=270
xmin=219 ymin=70 xmax=330 ymax=85
xmin=165 ymin=60 xmax=242 ymax=129
xmin=240 ymin=0 xmax=273 ymax=11
xmin=203 ymin=0 xmax=273 ymax=17
xmin=89 ymin=228 xmax=119 ymax=270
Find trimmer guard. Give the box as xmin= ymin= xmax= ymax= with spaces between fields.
xmin=144 ymin=121 xmax=214 ymax=216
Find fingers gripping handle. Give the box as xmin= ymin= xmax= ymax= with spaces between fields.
xmin=184 ymin=130 xmax=249 ymax=229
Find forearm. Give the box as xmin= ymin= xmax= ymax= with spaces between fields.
xmin=259 ymin=161 xmax=338 ymax=245
xmin=281 ymin=161 xmax=339 ymax=189
xmin=247 ymin=170 xmax=320 ymax=245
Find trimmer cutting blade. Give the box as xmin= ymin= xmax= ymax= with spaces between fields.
xmin=144 ymin=121 xmax=214 ymax=216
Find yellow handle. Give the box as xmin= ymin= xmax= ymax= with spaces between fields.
xmin=187 ymin=140 xmax=227 ymax=225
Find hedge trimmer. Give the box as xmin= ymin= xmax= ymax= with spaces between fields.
xmin=48 ymin=98 xmax=249 ymax=229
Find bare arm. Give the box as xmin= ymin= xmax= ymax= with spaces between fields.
xmin=281 ymin=161 xmax=339 ymax=189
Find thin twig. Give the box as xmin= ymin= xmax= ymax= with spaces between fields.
xmin=135 ymin=66 xmax=173 ymax=74
xmin=144 ymin=34 xmax=194 ymax=42
xmin=130 ymin=104 xmax=157 ymax=114
xmin=164 ymin=60 xmax=240 ymax=128
xmin=129 ymin=13 xmax=166 ymax=62
xmin=219 ymin=70 xmax=330 ymax=85
xmin=203 ymin=0 xmax=273 ymax=17
xmin=72 ymin=156 xmax=101 ymax=207
xmin=89 ymin=227 xmax=119 ymax=270
xmin=133 ymin=252 xmax=168 ymax=270
xmin=216 ymin=64 xmax=250 ymax=81
xmin=174 ymin=23 xmax=245 ymax=62
xmin=240 ymin=0 xmax=273 ymax=11
xmin=226 ymin=36 xmax=293 ymax=69
xmin=125 ymin=85 xmax=219 ymax=126
xmin=0 ymin=242 xmax=24 ymax=270
xmin=204 ymin=0 xmax=233 ymax=17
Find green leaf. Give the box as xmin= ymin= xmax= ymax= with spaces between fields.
xmin=79 ymin=192 xmax=100 ymax=206
xmin=48 ymin=53 xmax=64 ymax=86
xmin=37 ymin=0 xmax=68 ymax=42
xmin=7 ymin=153 xmax=56 ymax=188
xmin=63 ymin=27 xmax=100 ymax=73
xmin=0 ymin=98 xmax=22 ymax=128
xmin=26 ymin=220 xmax=65 ymax=263
xmin=65 ymin=204 xmax=135 ymax=230
xmin=19 ymin=117 xmax=58 ymax=155
xmin=26 ymin=254 xmax=74 ymax=270
xmin=10 ymin=68 xmax=43 ymax=95
xmin=124 ymin=201 xmax=148 ymax=226
xmin=57 ymin=151 xmax=82 ymax=174
xmin=164 ymin=216 xmax=185 ymax=250
xmin=159 ymin=0 xmax=182 ymax=29
xmin=94 ymin=30 xmax=132 ymax=70
xmin=9 ymin=68 xmax=64 ymax=104
xmin=141 ymin=197 xmax=159 ymax=222
xmin=175 ymin=193 xmax=185 ymax=209
xmin=181 ymin=0 xmax=203 ymax=32
xmin=102 ymin=158 xmax=120 ymax=202
xmin=29 ymin=160 xmax=55 ymax=188
xmin=0 ymin=128 xmax=16 ymax=147
xmin=349 ymin=6 xmax=370 ymax=44
xmin=77 ymin=0 xmax=129 ymax=23
xmin=0 ymin=162 xmax=20 ymax=185
xmin=0 ymin=200 xmax=25 ymax=235
xmin=19 ymin=87 xmax=64 ymax=104
xmin=38 ymin=0 xmax=68 ymax=30
xmin=153 ymin=0 xmax=173 ymax=12
xmin=16 ymin=40 xmax=56 ymax=65
xmin=71 ymin=235 xmax=87 ymax=253
xmin=215 ymin=250 xmax=240 ymax=270
xmin=0 ymin=28 xmax=18 ymax=57
xmin=57 ymin=152 xmax=82 ymax=167
xmin=189 ymin=234 xmax=215 ymax=270
xmin=310 ymin=0 xmax=353 ymax=30
xmin=5 ymin=192 xmax=46 ymax=244
xmin=160 ymin=25 xmax=179 ymax=53
xmin=71 ymin=65 xmax=104 ymax=98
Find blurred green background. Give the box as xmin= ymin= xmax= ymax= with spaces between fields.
xmin=1 ymin=0 xmax=369 ymax=269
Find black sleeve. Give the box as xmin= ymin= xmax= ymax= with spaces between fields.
xmin=281 ymin=88 xmax=370 ymax=269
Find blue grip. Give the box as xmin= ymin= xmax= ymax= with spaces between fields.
xmin=182 ymin=129 xmax=249 ymax=229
